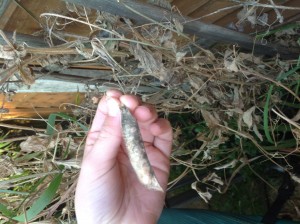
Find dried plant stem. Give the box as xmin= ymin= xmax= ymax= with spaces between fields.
xmin=40 ymin=13 xmax=120 ymax=37
xmin=247 ymin=162 xmax=277 ymax=190
xmin=220 ymin=156 xmax=261 ymax=193
xmin=0 ymin=136 xmax=33 ymax=143
xmin=0 ymin=30 xmax=15 ymax=49
xmin=184 ymin=5 xmax=241 ymax=23
xmin=0 ymin=55 xmax=43 ymax=86
xmin=217 ymin=123 xmax=287 ymax=172
xmin=240 ymin=69 xmax=300 ymax=102
xmin=0 ymin=123 xmax=45 ymax=132
xmin=230 ymin=0 xmax=300 ymax=10
xmin=268 ymin=0 xmax=284 ymax=23
xmin=272 ymin=109 xmax=300 ymax=130
xmin=122 ymin=3 xmax=214 ymax=57
xmin=0 ymin=171 xmax=60 ymax=188
xmin=167 ymin=166 xmax=190 ymax=190
xmin=41 ymin=13 xmax=173 ymax=51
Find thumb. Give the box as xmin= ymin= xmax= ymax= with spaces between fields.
xmin=83 ymin=98 xmax=122 ymax=166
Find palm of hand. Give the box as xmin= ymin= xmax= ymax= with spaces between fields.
xmin=75 ymin=91 xmax=172 ymax=224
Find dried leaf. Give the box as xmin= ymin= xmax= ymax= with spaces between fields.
xmin=291 ymin=174 xmax=300 ymax=184
xmin=131 ymin=44 xmax=162 ymax=73
xmin=0 ymin=156 xmax=16 ymax=178
xmin=201 ymin=109 xmax=220 ymax=129
xmin=225 ymin=58 xmax=239 ymax=72
xmin=214 ymin=159 xmax=238 ymax=170
xmin=195 ymin=95 xmax=210 ymax=104
xmin=131 ymin=44 xmax=173 ymax=82
xmin=192 ymin=173 xmax=223 ymax=203
xmin=173 ymin=18 xmax=183 ymax=33
xmin=291 ymin=110 xmax=300 ymax=122
xmin=202 ymin=110 xmax=220 ymax=129
xmin=141 ymin=25 xmax=159 ymax=40
xmin=224 ymin=50 xmax=239 ymax=72
xmin=237 ymin=7 xmax=257 ymax=27
xmin=239 ymin=52 xmax=262 ymax=64
xmin=191 ymin=181 xmax=212 ymax=203
xmin=253 ymin=124 xmax=263 ymax=141
xmin=159 ymin=30 xmax=173 ymax=44
xmin=204 ymin=173 xmax=224 ymax=186
xmin=20 ymin=136 xmax=50 ymax=153
xmin=18 ymin=66 xmax=35 ymax=85
xmin=175 ymin=51 xmax=186 ymax=63
xmin=257 ymin=13 xmax=268 ymax=26
xmin=207 ymin=136 xmax=228 ymax=150
xmin=91 ymin=38 xmax=115 ymax=67
xmin=189 ymin=76 xmax=204 ymax=90
xmin=242 ymin=106 xmax=256 ymax=129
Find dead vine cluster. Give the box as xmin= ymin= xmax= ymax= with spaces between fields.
xmin=0 ymin=1 xmax=299 ymax=222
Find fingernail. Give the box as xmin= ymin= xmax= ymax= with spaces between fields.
xmin=106 ymin=97 xmax=120 ymax=117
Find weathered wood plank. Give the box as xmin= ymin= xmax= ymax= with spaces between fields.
xmin=0 ymin=1 xmax=18 ymax=30
xmin=172 ymin=0 xmax=209 ymax=15
xmin=189 ymin=0 xmax=238 ymax=23
xmin=64 ymin=0 xmax=299 ymax=58
xmin=1 ymin=92 xmax=83 ymax=108
xmin=0 ymin=107 xmax=72 ymax=120
xmin=0 ymin=92 xmax=83 ymax=120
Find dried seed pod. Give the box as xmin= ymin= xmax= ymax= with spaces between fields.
xmin=120 ymin=105 xmax=163 ymax=192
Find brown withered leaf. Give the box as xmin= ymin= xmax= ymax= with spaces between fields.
xmin=18 ymin=66 xmax=35 ymax=85
xmin=201 ymin=109 xmax=220 ymax=129
xmin=131 ymin=44 xmax=174 ymax=82
xmin=20 ymin=136 xmax=51 ymax=153
xmin=0 ymin=156 xmax=15 ymax=178
xmin=242 ymin=106 xmax=256 ymax=129
xmin=291 ymin=110 xmax=300 ymax=122
xmin=224 ymin=50 xmax=239 ymax=72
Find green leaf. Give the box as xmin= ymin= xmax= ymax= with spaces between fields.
xmin=264 ymin=139 xmax=296 ymax=151
xmin=12 ymin=173 xmax=63 ymax=222
xmin=0 ymin=203 xmax=14 ymax=218
xmin=14 ymin=151 xmax=43 ymax=163
xmin=46 ymin=112 xmax=88 ymax=136
xmin=263 ymin=85 xmax=274 ymax=144
xmin=75 ymin=92 xmax=82 ymax=105
xmin=276 ymin=65 xmax=300 ymax=81
xmin=0 ymin=141 xmax=11 ymax=149
xmin=46 ymin=113 xmax=57 ymax=135
xmin=255 ymin=22 xmax=300 ymax=40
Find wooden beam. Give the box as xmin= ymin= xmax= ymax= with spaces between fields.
xmin=172 ymin=0 xmax=209 ymax=15
xmin=64 ymin=0 xmax=299 ymax=58
xmin=0 ymin=107 xmax=72 ymax=120
xmin=0 ymin=1 xmax=18 ymax=30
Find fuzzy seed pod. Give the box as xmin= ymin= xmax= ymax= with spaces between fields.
xmin=120 ymin=105 xmax=163 ymax=191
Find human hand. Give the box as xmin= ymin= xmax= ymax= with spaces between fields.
xmin=75 ymin=90 xmax=173 ymax=224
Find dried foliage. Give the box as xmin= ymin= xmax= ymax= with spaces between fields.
xmin=0 ymin=1 xmax=299 ymax=222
